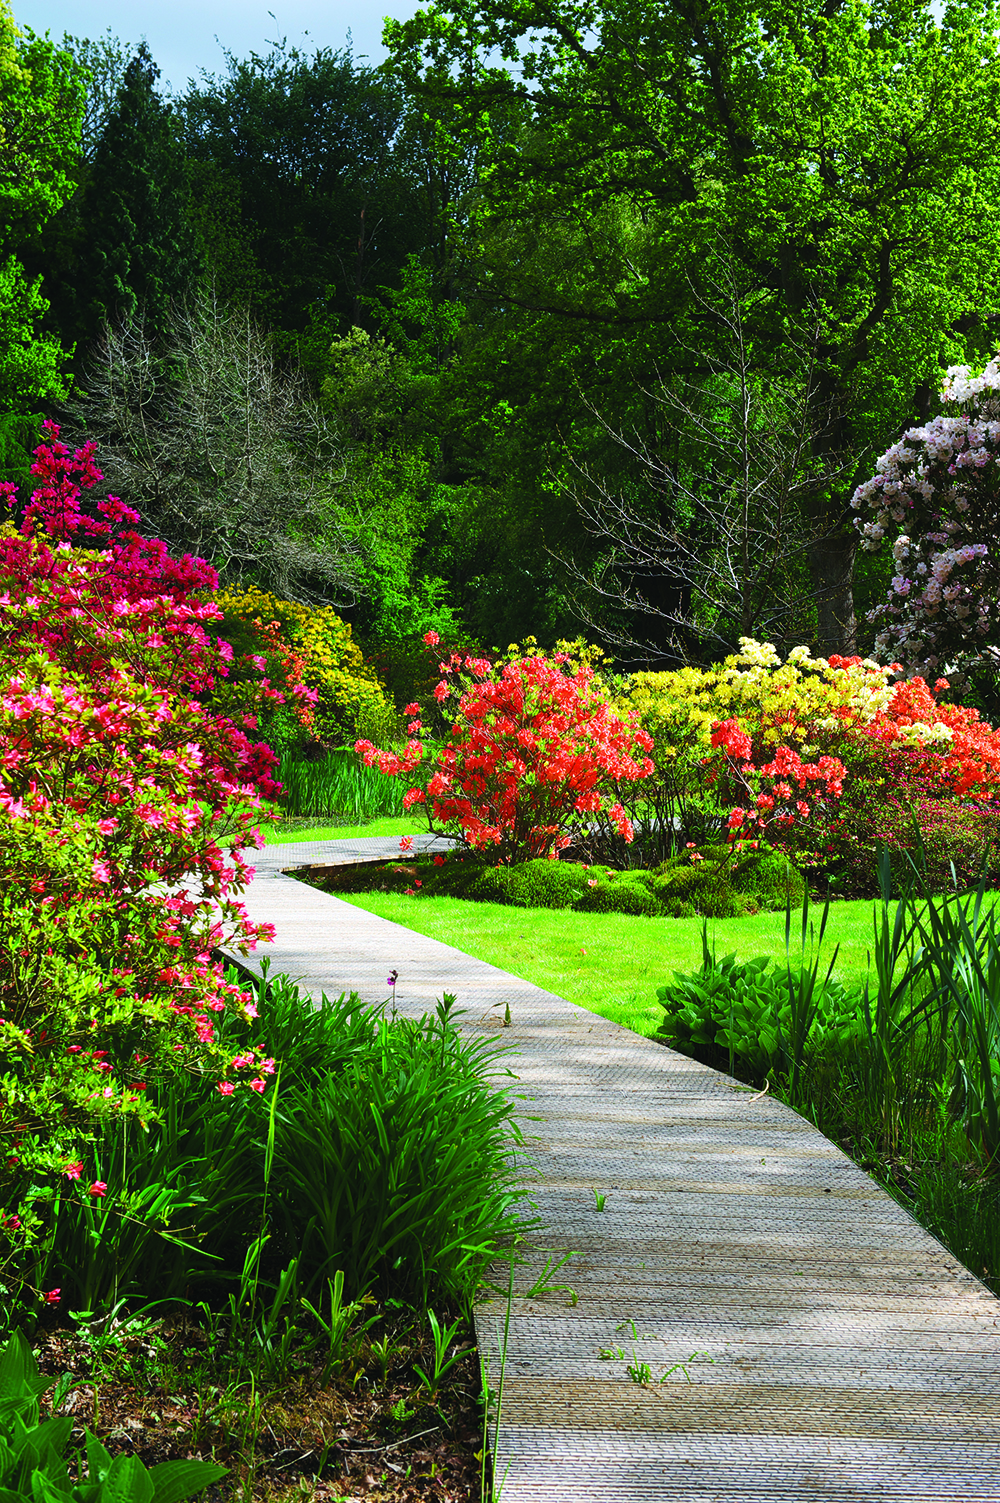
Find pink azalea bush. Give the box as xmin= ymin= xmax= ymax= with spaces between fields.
xmin=357 ymin=633 xmax=654 ymax=863
xmin=0 ymin=424 xmax=284 ymax=1297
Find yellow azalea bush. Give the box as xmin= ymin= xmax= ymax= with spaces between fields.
xmin=215 ymin=587 xmax=396 ymax=746
xmin=620 ymin=638 xmax=899 ymax=762
xmin=610 ymin=639 xmax=901 ymax=860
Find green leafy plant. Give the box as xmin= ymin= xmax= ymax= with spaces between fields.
xmin=0 ymin=1330 xmax=226 ymax=1503
xmin=413 ymin=1309 xmax=469 ymax=1396
xmin=300 ymin=1269 xmax=378 ymax=1384
xmin=520 ymin=1250 xmax=576 ymax=1300
xmin=655 ymin=916 xmax=863 ymax=1084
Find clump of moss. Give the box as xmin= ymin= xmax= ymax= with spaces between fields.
xmin=300 ymin=842 xmax=804 ymax=919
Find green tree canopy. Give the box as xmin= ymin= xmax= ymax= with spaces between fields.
xmin=0 ymin=0 xmax=85 ymax=409
xmin=385 ymin=0 xmax=1000 ymax=653
xmin=69 ymin=42 xmax=202 ymax=348
xmin=180 ymin=43 xmax=426 ymax=341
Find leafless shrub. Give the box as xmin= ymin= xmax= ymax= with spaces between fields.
xmin=75 ymin=289 xmax=359 ymax=601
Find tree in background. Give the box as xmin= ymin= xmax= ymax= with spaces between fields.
xmin=385 ymin=0 xmax=1000 ymax=655
xmin=559 ymin=257 xmax=851 ymax=662
xmin=68 ymin=43 xmax=202 ymax=349
xmin=75 ymin=290 xmax=358 ymax=600
xmin=0 ymin=0 xmax=84 ymax=409
xmin=181 ymin=43 xmax=424 ymax=346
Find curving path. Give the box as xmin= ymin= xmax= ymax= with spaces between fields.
xmin=231 ymin=836 xmax=1000 ymax=1502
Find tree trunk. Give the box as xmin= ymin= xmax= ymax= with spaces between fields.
xmin=808 ymin=528 xmax=857 ymax=656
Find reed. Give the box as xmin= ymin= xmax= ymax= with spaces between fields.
xmin=277 ymin=749 xmax=406 ymax=819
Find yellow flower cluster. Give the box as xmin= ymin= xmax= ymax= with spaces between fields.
xmin=215 ymin=587 xmax=396 ymax=745
xmin=618 ymin=638 xmax=897 ymax=762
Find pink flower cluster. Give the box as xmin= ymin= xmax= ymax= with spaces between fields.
xmin=1 ymin=425 xmax=286 ymax=1250
xmin=851 ymin=358 xmax=1000 ymax=678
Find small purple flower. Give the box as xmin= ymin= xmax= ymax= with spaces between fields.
xmin=387 ymin=969 xmax=398 ymax=988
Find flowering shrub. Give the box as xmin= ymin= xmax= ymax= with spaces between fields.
xmin=618 ymin=639 xmax=1000 ymax=891
xmin=706 ymin=720 xmax=846 ymax=840
xmin=0 ymin=424 xmax=281 ymax=1300
xmin=852 ymin=355 xmax=1000 ymax=679
xmin=215 ymin=585 xmax=395 ymax=745
xmin=620 ymin=639 xmax=898 ymax=758
xmin=208 ymin=594 xmax=317 ymax=758
xmin=357 ymin=634 xmax=654 ymax=862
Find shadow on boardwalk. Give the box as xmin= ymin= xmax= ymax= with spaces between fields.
xmin=232 ymin=837 xmax=1000 ymax=1502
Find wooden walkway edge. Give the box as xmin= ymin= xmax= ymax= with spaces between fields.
xmin=232 ymin=837 xmax=1000 ymax=1502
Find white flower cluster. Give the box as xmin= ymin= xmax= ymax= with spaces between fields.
xmin=851 ymin=358 xmax=1000 ymax=679
xmin=894 ymin=720 xmax=956 ymax=748
xmin=735 ymin=637 xmax=782 ymax=667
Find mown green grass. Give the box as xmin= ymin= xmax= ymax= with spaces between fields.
xmin=338 ymin=892 xmax=882 ymax=1037
xmin=261 ymin=814 xmax=422 ymax=844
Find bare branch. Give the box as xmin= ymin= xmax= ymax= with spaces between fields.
xmin=72 ymin=288 xmax=359 ymax=602
xmin=555 ymin=256 xmax=853 ymax=663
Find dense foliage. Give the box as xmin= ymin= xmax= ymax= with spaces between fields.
xmin=5 ymin=0 xmax=1000 ymax=663
xmin=0 ymin=426 xmax=281 ymax=1298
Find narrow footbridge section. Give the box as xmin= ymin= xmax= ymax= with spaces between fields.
xmin=233 ymin=837 xmax=1000 ymax=1502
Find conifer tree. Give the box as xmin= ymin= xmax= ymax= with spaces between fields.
xmin=75 ymin=42 xmax=201 ymax=346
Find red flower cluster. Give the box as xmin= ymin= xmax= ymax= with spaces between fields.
xmin=708 ymin=719 xmax=846 ymax=840
xmin=358 ymin=651 xmax=653 ymax=862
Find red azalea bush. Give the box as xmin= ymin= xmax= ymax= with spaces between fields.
xmin=0 ymin=424 xmax=285 ymax=1298
xmin=356 ymin=633 xmax=654 ymax=863
xmin=757 ymin=668 xmax=1000 ymax=893
xmin=705 ymin=719 xmax=847 ymax=843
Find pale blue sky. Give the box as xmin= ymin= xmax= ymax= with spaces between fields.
xmin=12 ymin=0 xmax=422 ymax=89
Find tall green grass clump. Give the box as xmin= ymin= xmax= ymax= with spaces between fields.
xmin=278 ymin=749 xmax=408 ymax=820
xmin=18 ymin=969 xmax=528 ymax=1322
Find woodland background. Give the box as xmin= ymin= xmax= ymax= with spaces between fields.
xmin=5 ymin=0 xmax=1000 ymax=700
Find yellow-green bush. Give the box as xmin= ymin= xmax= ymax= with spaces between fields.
xmin=619 ymin=639 xmax=897 ymax=762
xmin=215 ymin=586 xmax=396 ymax=746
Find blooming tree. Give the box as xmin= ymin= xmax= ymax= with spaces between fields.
xmin=852 ymin=357 xmax=1000 ymax=681
xmin=357 ymin=633 xmax=654 ymax=862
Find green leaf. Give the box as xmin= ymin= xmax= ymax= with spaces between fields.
xmin=148 ymin=1460 xmax=228 ymax=1503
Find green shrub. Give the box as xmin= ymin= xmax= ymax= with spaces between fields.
xmin=310 ymin=845 xmax=805 ymax=919
xmin=21 ymin=975 xmax=528 ymax=1317
xmin=505 ymin=859 xmax=589 ymax=909
xmin=655 ymin=944 xmax=864 ymax=1079
xmin=574 ymin=872 xmax=661 ymax=916
xmin=649 ymin=844 xmax=804 ymax=918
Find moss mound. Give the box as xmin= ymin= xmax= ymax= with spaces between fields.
xmin=300 ymin=843 xmax=805 ymax=919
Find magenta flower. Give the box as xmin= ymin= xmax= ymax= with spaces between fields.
xmin=45 ymin=1288 xmax=61 ymax=1305
xmin=217 ymin=1080 xmax=235 ymax=1095
xmin=248 ymin=1077 xmax=266 ymax=1093
xmin=88 ymin=1181 xmax=107 ymax=1198
xmin=64 ymin=1160 xmax=83 ymax=1180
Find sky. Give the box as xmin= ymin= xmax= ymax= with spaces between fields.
xmin=12 ymin=0 xmax=423 ymax=90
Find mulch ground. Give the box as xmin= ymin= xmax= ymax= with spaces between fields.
xmin=33 ymin=1309 xmax=490 ymax=1503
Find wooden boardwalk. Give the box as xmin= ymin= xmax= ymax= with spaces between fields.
xmin=233 ymin=837 xmax=1000 ymax=1501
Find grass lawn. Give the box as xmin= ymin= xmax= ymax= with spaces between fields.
xmin=338 ymin=891 xmax=884 ymax=1038
xmin=261 ymin=814 xmax=421 ymax=844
